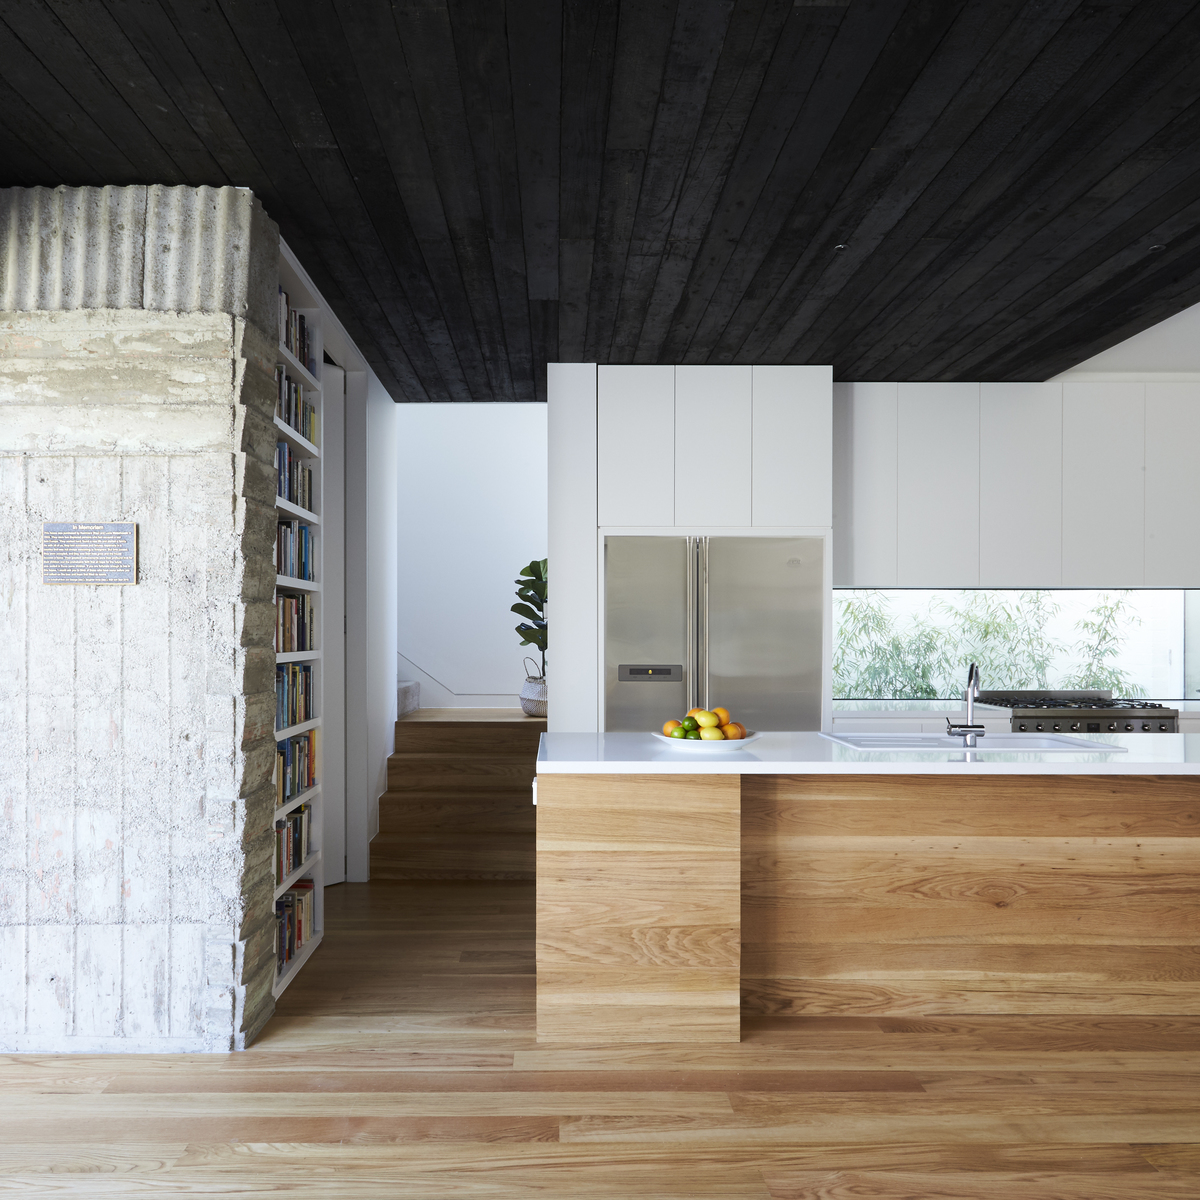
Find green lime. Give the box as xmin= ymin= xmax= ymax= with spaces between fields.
xmin=681 ymin=716 xmax=699 ymax=731
xmin=685 ymin=729 xmax=701 ymax=739
xmin=669 ymin=726 xmax=687 ymax=738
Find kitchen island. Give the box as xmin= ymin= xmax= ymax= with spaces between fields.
xmin=535 ymin=732 xmax=1200 ymax=1043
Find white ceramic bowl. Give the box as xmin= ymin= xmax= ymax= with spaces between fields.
xmin=650 ymin=731 xmax=761 ymax=752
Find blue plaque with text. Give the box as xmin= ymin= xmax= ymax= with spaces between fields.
xmin=42 ymin=523 xmax=138 ymax=585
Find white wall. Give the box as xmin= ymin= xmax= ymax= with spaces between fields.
xmin=1055 ymin=298 xmax=1200 ymax=377
xmin=397 ymin=403 xmax=548 ymax=708
xmin=344 ymin=369 xmax=399 ymax=880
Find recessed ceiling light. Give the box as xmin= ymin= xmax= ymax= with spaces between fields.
xmin=834 ymin=244 xmax=847 ymax=250
xmin=1149 ymin=244 xmax=1166 ymax=252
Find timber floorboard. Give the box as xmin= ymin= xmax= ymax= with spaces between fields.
xmin=3 ymin=881 xmax=1200 ymax=1197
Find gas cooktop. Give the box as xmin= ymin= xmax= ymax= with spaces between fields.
xmin=976 ymin=690 xmax=1178 ymax=732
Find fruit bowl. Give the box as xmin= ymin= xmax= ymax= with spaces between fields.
xmin=650 ymin=731 xmax=761 ymax=752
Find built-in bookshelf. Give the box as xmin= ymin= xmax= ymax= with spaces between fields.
xmin=273 ymin=253 xmax=326 ymax=997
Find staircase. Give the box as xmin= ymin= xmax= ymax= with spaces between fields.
xmin=370 ymin=710 xmax=543 ymax=879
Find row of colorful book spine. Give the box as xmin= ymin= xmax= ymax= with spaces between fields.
xmin=276 ymin=663 xmax=314 ymax=730
xmin=276 ymin=519 xmax=314 ymax=581
xmin=276 ymin=730 xmax=317 ymax=805
xmin=276 ymin=441 xmax=314 ymax=510
xmin=274 ymin=365 xmax=320 ymax=445
xmin=278 ymin=286 xmax=316 ymax=376
xmin=276 ymin=879 xmax=315 ymax=971
xmin=276 ymin=591 xmax=315 ymax=652
xmin=275 ymin=803 xmax=311 ymax=884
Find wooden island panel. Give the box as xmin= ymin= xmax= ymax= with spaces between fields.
xmin=536 ymin=773 xmax=740 ymax=1042
xmin=742 ymin=774 xmax=1200 ymax=1017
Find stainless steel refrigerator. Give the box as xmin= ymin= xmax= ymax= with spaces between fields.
xmin=603 ymin=535 xmax=826 ymax=733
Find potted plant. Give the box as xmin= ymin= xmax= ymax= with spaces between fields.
xmin=512 ymin=559 xmax=547 ymax=717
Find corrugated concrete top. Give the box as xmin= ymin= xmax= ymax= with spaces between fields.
xmin=0 ymin=185 xmax=278 ymax=333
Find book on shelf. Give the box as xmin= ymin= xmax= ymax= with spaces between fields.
xmin=276 ymin=662 xmax=314 ymax=730
xmin=276 ymin=728 xmax=318 ymax=805
xmin=276 ymin=591 xmax=315 ymax=652
xmin=274 ymin=364 xmax=319 ymax=446
xmin=275 ymin=803 xmax=311 ymax=884
xmin=278 ymin=286 xmax=317 ymax=377
xmin=275 ymin=441 xmax=314 ymax=510
xmin=276 ymin=878 xmax=315 ymax=971
xmin=275 ymin=519 xmax=315 ymax=581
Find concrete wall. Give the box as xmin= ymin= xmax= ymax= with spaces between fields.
xmin=0 ymin=185 xmax=280 ymax=1052
xmin=396 ymin=403 xmax=548 ymax=708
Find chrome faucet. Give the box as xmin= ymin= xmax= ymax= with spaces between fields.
xmin=947 ymin=662 xmax=986 ymax=747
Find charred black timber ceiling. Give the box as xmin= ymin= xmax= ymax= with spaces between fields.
xmin=3 ymin=1 xmax=1200 ymax=400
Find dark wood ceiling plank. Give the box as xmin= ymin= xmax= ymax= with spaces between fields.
xmin=606 ymin=0 xmax=735 ymax=362
xmin=583 ymin=0 xmax=679 ymax=363
xmin=923 ymin=153 xmax=1200 ymax=381
xmin=445 ymin=0 xmax=536 ymax=400
xmin=383 ymin=0 xmax=522 ymax=400
xmin=656 ymin=3 xmax=844 ymax=363
xmin=833 ymin=0 xmax=1173 ymax=378
xmin=694 ymin=0 xmax=972 ymax=366
xmin=0 ymin=79 xmax=97 ymax=186
xmin=289 ymin=0 xmax=510 ymax=403
xmin=557 ymin=0 xmax=619 ymax=360
xmin=0 ymin=14 xmax=142 ymax=181
xmin=95 ymin=0 xmax=273 ymax=190
xmin=739 ymin=0 xmax=1043 ymax=366
xmin=507 ymin=0 xmax=563 ymax=396
xmin=853 ymin=7 xmax=1200 ymax=380
xmin=975 ymin=215 xmax=1200 ymax=380
xmin=190 ymin=0 xmax=459 ymax=400
xmin=632 ymin=0 xmax=793 ymax=362
xmin=40 ymin=0 xmax=227 ymax=182
xmin=0 ymin=0 xmax=188 ymax=182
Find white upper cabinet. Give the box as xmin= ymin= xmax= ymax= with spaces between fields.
xmin=979 ymin=383 xmax=1062 ymax=586
xmin=752 ymin=365 xmax=832 ymax=526
xmin=1146 ymin=382 xmax=1200 ymax=586
xmin=674 ymin=365 xmax=752 ymax=526
xmin=832 ymin=382 xmax=898 ymax=586
xmin=597 ymin=364 xmax=675 ymax=526
xmin=1062 ymin=382 xmax=1144 ymax=586
xmin=897 ymin=383 xmax=980 ymax=586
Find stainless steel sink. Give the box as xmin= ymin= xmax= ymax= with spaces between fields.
xmin=821 ymin=732 xmax=1127 ymax=753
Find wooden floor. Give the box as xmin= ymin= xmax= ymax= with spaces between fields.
xmin=5 ymin=881 xmax=1200 ymax=1197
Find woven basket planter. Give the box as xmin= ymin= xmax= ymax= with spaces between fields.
xmin=519 ymin=657 xmax=547 ymax=717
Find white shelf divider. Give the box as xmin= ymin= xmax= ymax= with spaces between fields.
xmin=277 ymin=782 xmax=321 ymax=819
xmin=278 ymin=342 xmax=322 ymax=391
xmin=274 ymin=849 xmax=323 ymax=901
xmin=277 ymin=649 xmax=321 ymax=664
xmin=277 ymin=495 xmax=320 ymax=523
xmin=272 ymin=931 xmax=324 ymax=998
xmin=273 ymin=415 xmax=321 ymax=459
xmin=276 ymin=575 xmax=320 ymax=592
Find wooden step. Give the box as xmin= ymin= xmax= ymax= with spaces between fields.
xmin=394 ymin=718 xmax=545 ymax=755
xmin=371 ymin=712 xmax=542 ymax=880
xmin=386 ymin=754 xmax=536 ymax=793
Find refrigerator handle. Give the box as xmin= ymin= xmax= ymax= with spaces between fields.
xmin=700 ymin=536 xmax=710 ymax=713
xmin=685 ymin=537 xmax=696 ymax=712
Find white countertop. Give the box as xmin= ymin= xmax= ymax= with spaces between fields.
xmin=537 ymin=731 xmax=1200 ymax=775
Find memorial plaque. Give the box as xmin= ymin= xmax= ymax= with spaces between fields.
xmin=42 ymin=523 xmax=138 ymax=585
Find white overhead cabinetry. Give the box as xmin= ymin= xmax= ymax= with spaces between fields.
xmin=834 ymin=380 xmax=1200 ymax=588
xmin=595 ymin=364 xmax=833 ymax=530
xmin=552 ymin=363 xmax=833 ymax=733
xmin=897 ymin=383 xmax=979 ymax=587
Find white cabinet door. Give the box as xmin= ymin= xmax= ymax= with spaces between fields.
xmin=832 ymin=382 xmax=898 ymax=586
xmin=1062 ymin=382 xmax=1144 ymax=586
xmin=675 ymin=364 xmax=752 ymax=526
xmin=752 ymin=365 xmax=832 ymax=526
xmin=1146 ymin=382 xmax=1200 ymax=586
xmin=597 ymin=365 xmax=675 ymax=526
xmin=897 ymin=383 xmax=979 ymax=586
xmin=980 ymin=382 xmax=1062 ymax=586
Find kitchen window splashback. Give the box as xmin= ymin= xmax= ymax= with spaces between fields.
xmin=834 ymin=589 xmax=1198 ymax=701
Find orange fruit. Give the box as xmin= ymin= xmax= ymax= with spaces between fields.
xmin=711 ymin=706 xmax=730 ymax=725
xmin=699 ymin=726 xmax=725 ymax=740
xmin=731 ymin=722 xmax=748 ymax=738
xmin=662 ymin=719 xmax=682 ymax=736
xmin=694 ymin=710 xmax=720 ymax=728
xmin=719 ymin=723 xmax=743 ymax=740
xmin=686 ymin=708 xmax=705 ymax=717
